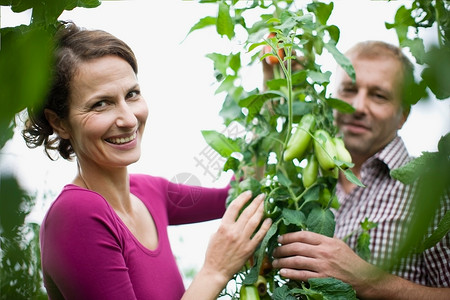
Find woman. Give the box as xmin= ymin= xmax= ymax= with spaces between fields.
xmin=23 ymin=22 xmax=271 ymax=299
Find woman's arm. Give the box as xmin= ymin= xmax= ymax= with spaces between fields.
xmin=182 ymin=192 xmax=272 ymax=299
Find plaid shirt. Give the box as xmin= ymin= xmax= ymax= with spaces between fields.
xmin=335 ymin=136 xmax=450 ymax=287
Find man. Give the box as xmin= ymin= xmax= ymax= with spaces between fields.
xmin=271 ymin=41 xmax=450 ymax=299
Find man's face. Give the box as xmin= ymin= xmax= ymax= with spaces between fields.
xmin=334 ymin=55 xmax=409 ymax=162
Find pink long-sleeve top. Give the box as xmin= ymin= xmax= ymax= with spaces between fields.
xmin=40 ymin=173 xmax=228 ymax=299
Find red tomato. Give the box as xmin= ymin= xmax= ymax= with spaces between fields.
xmin=263 ymin=32 xmax=285 ymax=65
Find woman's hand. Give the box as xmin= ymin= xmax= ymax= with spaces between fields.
xmin=204 ymin=191 xmax=271 ymax=282
xmin=182 ymin=191 xmax=272 ymax=300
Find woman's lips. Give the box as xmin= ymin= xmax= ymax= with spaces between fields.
xmin=105 ymin=131 xmax=137 ymax=145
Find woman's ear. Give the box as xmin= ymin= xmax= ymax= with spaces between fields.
xmin=44 ymin=109 xmax=71 ymax=139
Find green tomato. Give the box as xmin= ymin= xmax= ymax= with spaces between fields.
xmin=283 ymin=114 xmax=316 ymax=161
xmin=240 ymin=285 xmax=261 ymax=300
xmin=323 ymin=167 xmax=339 ymax=179
xmin=255 ymin=275 xmax=268 ymax=296
xmin=319 ymin=187 xmax=340 ymax=209
xmin=333 ymin=137 xmax=352 ymax=168
xmin=313 ymin=129 xmax=337 ymax=171
xmin=303 ymin=154 xmax=319 ymax=188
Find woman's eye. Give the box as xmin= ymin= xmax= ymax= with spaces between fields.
xmin=91 ymin=100 xmax=108 ymax=110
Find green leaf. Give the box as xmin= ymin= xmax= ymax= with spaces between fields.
xmin=206 ymin=52 xmax=229 ymax=78
xmin=276 ymin=12 xmax=298 ymax=33
xmin=361 ymin=218 xmax=378 ymax=231
xmin=326 ymin=98 xmax=355 ymax=113
xmin=421 ymin=47 xmax=450 ymax=100
xmin=219 ymin=94 xmax=244 ymax=125
xmin=273 ymin=285 xmax=297 ymax=300
xmin=292 ymin=70 xmax=308 ymax=85
xmin=275 ymin=101 xmax=314 ymax=117
xmin=356 ymin=218 xmax=377 ymax=261
xmin=0 ymin=26 xmax=53 ymax=120
xmin=266 ymin=78 xmax=287 ymax=90
xmin=308 ymin=70 xmax=331 ymax=84
xmin=282 ymin=208 xmax=306 ymax=228
xmin=356 ymin=231 xmax=371 ymax=261
xmin=438 ymin=132 xmax=450 ymax=154
xmin=185 ymin=16 xmax=217 ymax=39
xmin=306 ymin=207 xmax=335 ymax=237
xmin=303 ymin=184 xmax=320 ymax=203
xmin=215 ymin=75 xmax=236 ymax=94
xmin=307 ymin=1 xmax=333 ymax=25
xmin=385 ymin=5 xmax=415 ymax=44
xmin=239 ymin=177 xmax=262 ymax=197
xmin=325 ymin=25 xmax=340 ymax=43
xmin=390 ymin=152 xmax=437 ymax=185
xmin=228 ymin=52 xmax=241 ymax=73
xmin=0 ymin=175 xmax=29 ymax=235
xmin=392 ymin=138 xmax=450 ymax=264
xmin=276 ymin=169 xmax=292 ymax=187
xmin=308 ymin=277 xmax=357 ymax=300
xmin=417 ymin=211 xmax=450 ymax=252
xmin=239 ymin=91 xmax=285 ymax=121
xmin=0 ymin=117 xmax=15 ymax=150
xmin=223 ymin=156 xmax=240 ymax=172
xmin=217 ymin=1 xmax=234 ymax=39
xmin=248 ymin=41 xmax=266 ymax=52
xmin=201 ymin=130 xmax=240 ymax=158
xmin=243 ymin=220 xmax=279 ymax=285
xmin=343 ymin=169 xmax=365 ymax=187
xmin=324 ymin=41 xmax=355 ymax=82
xmin=401 ymin=37 xmax=426 ymax=65
xmin=12 ymin=0 xmax=101 ymax=24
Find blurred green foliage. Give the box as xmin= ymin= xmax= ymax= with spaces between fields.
xmin=0 ymin=0 xmax=100 ymax=298
xmin=0 ymin=176 xmax=46 ymax=299
xmin=385 ymin=0 xmax=450 ymax=267
xmin=0 ymin=0 xmax=448 ymax=298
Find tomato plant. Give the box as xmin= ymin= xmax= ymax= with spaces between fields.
xmin=262 ymin=32 xmax=285 ymax=65
xmin=188 ymin=0 xmax=449 ymax=298
xmin=190 ymin=1 xmax=363 ymax=298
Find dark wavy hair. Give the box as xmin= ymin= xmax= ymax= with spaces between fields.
xmin=22 ymin=21 xmax=138 ymax=160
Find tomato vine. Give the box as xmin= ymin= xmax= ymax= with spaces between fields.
xmin=189 ymin=1 xmax=364 ymax=298
xmin=187 ymin=0 xmax=449 ymax=298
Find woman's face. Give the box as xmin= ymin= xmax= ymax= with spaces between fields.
xmin=63 ymin=55 xmax=148 ymax=170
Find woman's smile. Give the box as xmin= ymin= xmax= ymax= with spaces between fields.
xmin=105 ymin=131 xmax=138 ymax=145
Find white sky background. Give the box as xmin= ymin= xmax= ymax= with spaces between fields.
xmin=1 ymin=0 xmax=449 ymax=288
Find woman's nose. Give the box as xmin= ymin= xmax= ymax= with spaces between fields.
xmin=116 ymin=101 xmax=137 ymax=128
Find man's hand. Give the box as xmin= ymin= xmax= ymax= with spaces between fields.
xmin=272 ymin=231 xmax=450 ymax=300
xmin=272 ymin=231 xmax=376 ymax=285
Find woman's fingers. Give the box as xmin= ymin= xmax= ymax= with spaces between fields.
xmin=249 ymin=217 xmax=272 ymax=246
xmin=202 ymin=191 xmax=272 ymax=281
xmin=222 ymin=191 xmax=266 ymax=226
xmin=221 ymin=190 xmax=253 ymax=224
xmin=220 ymin=191 xmax=272 ymax=255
